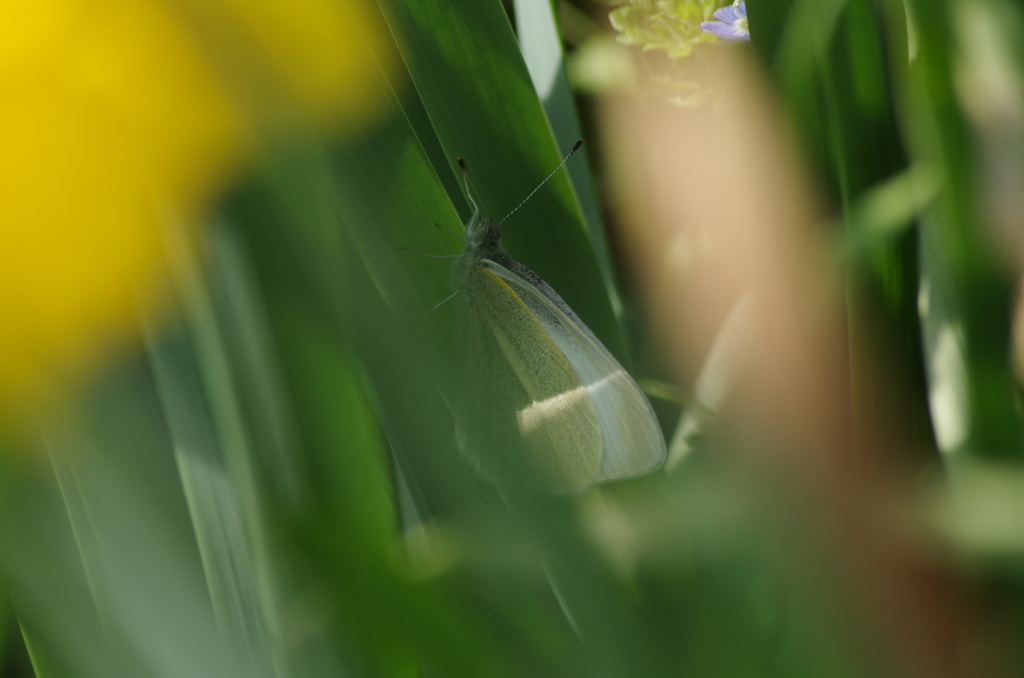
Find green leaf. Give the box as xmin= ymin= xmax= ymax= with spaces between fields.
xmin=376 ymin=0 xmax=632 ymax=364
xmin=513 ymin=0 xmax=624 ymax=322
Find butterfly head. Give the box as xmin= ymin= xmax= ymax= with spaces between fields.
xmin=452 ymin=213 xmax=505 ymax=292
xmin=458 ymin=140 xmax=582 ymax=257
xmin=466 ymin=214 xmax=502 ymax=253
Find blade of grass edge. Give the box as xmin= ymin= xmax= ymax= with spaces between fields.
xmin=513 ymin=0 xmax=624 ymax=321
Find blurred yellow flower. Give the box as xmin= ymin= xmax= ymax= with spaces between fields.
xmin=0 ymin=0 xmax=394 ymax=431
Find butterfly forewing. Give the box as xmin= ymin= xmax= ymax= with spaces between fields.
xmin=460 ymin=267 xmax=603 ymax=493
xmin=483 ymin=261 xmax=666 ymax=483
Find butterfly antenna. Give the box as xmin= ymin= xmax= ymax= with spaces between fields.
xmin=497 ymin=139 xmax=583 ymax=227
xmin=457 ymin=157 xmax=481 ymax=214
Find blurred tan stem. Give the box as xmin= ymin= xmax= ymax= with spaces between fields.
xmin=601 ymin=50 xmax=969 ymax=678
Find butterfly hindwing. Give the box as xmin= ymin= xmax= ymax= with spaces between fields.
xmin=482 ymin=260 xmax=666 ymax=483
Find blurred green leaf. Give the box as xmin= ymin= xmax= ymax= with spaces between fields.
xmin=0 ymin=361 xmax=262 ymax=678
xmin=902 ymin=0 xmax=1024 ymax=460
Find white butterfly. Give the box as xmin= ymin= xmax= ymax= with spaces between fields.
xmin=434 ymin=142 xmax=666 ymax=493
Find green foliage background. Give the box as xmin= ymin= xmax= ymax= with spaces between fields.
xmin=4 ymin=0 xmax=1024 ymax=676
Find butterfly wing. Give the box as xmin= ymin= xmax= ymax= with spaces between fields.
xmin=459 ymin=267 xmax=603 ymax=493
xmin=482 ymin=259 xmax=666 ymax=483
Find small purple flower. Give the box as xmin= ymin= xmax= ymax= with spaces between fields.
xmin=701 ymin=1 xmax=750 ymax=42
